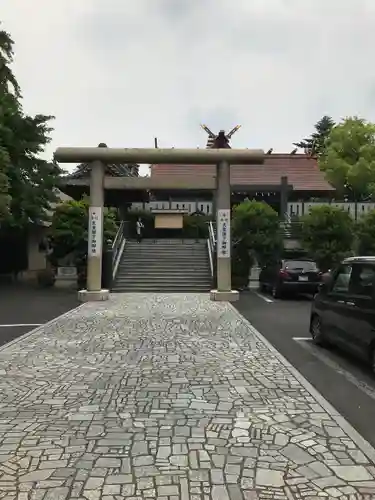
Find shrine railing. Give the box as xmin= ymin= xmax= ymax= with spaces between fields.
xmin=207 ymin=221 xmax=217 ymax=287
xmin=112 ymin=221 xmax=127 ymax=279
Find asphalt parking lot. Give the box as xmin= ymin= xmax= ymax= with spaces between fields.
xmin=236 ymin=289 xmax=375 ymax=448
xmin=0 ymin=283 xmax=79 ymax=347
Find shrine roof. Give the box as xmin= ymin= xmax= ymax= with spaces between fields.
xmin=150 ymin=154 xmax=334 ymax=191
xmin=66 ymin=162 xmax=139 ymax=179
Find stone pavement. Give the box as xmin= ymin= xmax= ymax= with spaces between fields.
xmin=0 ymin=294 xmax=375 ymax=500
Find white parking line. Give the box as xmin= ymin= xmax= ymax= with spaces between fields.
xmin=293 ymin=337 xmax=375 ymax=401
xmin=253 ymin=291 xmax=274 ymax=303
xmin=0 ymin=323 xmax=43 ymax=328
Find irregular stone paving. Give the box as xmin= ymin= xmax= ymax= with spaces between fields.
xmin=0 ymin=294 xmax=375 ymax=500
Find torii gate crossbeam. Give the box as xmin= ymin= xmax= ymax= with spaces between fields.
xmin=54 ymin=145 xmax=265 ymax=303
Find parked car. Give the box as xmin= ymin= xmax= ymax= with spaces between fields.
xmin=310 ymin=256 xmax=375 ymax=374
xmin=259 ymin=258 xmax=322 ymax=298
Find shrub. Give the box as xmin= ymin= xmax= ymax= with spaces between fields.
xmin=232 ymin=200 xmax=282 ymax=265
xmin=49 ymin=197 xmax=118 ymax=267
xmin=300 ymin=205 xmax=354 ymax=271
xmin=356 ymin=209 xmax=375 ymax=255
xmin=36 ymin=268 xmax=55 ymax=287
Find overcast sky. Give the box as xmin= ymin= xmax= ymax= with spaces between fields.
xmin=2 ymin=0 xmax=375 ymax=174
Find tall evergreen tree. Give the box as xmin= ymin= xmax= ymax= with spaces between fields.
xmin=294 ymin=115 xmax=335 ymax=156
xmin=0 ymin=25 xmax=20 ymax=96
xmin=0 ymin=22 xmax=62 ymax=228
xmin=0 ymin=25 xmax=14 ymax=218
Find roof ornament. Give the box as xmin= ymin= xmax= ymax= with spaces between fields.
xmin=200 ymin=124 xmax=241 ymax=149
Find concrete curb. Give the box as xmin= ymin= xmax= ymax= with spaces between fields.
xmin=0 ymin=302 xmax=86 ymax=354
xmin=230 ymin=303 xmax=375 ymax=464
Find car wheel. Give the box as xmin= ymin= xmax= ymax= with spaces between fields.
xmin=310 ymin=315 xmax=326 ymax=346
xmin=272 ymin=285 xmax=282 ymax=299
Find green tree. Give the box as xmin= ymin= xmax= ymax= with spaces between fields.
xmin=0 ymin=25 xmax=15 ymax=218
xmin=300 ymin=205 xmax=354 ymax=271
xmin=49 ymin=197 xmax=118 ymax=265
xmin=0 ymin=24 xmax=20 ymax=96
xmin=319 ymin=117 xmax=375 ymax=200
xmin=232 ymin=200 xmax=282 ymax=269
xmin=0 ymin=22 xmax=61 ymax=228
xmin=355 ymin=210 xmax=375 ymax=255
xmin=294 ymin=115 xmax=335 ymax=156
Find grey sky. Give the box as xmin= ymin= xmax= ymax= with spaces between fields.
xmin=2 ymin=0 xmax=375 ymax=174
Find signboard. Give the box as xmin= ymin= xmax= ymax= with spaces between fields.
xmin=154 ymin=213 xmax=184 ymax=229
xmin=217 ymin=209 xmax=230 ymax=258
xmin=88 ymin=207 xmax=103 ymax=257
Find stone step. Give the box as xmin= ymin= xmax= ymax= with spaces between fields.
xmin=123 ymin=252 xmax=208 ymax=260
xmin=117 ymin=270 xmax=210 ymax=277
xmin=113 ymin=239 xmax=211 ymax=293
xmin=119 ymin=257 xmax=208 ymax=263
xmin=118 ymin=263 xmax=209 ymax=268
xmin=112 ymin=285 xmax=211 ymax=292
xmin=123 ymin=247 xmax=207 ymax=252
xmin=115 ymin=278 xmax=211 ymax=285
xmin=126 ymin=241 xmax=207 ymax=245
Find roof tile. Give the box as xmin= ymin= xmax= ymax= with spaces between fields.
xmin=150 ymin=154 xmax=334 ymax=191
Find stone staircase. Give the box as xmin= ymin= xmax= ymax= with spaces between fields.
xmin=112 ymin=239 xmax=212 ymax=292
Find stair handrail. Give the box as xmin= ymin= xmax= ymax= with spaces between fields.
xmin=279 ymin=219 xmax=303 ymax=239
xmin=207 ymin=221 xmax=217 ymax=287
xmin=208 ymin=220 xmax=217 ymax=247
xmin=112 ymin=221 xmax=126 ymax=279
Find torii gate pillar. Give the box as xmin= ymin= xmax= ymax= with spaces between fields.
xmin=54 ymin=144 xmax=264 ymax=302
xmin=85 ymin=144 xmax=107 ymax=301
xmin=210 ymin=131 xmax=237 ymax=302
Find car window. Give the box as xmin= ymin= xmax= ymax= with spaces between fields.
xmin=331 ymin=264 xmax=352 ymax=293
xmin=283 ymin=260 xmax=318 ymax=271
xmin=348 ymin=263 xmax=375 ymax=297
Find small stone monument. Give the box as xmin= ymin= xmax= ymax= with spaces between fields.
xmin=55 ymin=254 xmax=78 ymax=289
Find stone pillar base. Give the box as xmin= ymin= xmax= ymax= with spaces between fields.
xmin=210 ymin=289 xmax=239 ymax=302
xmin=78 ymin=289 xmax=110 ymax=302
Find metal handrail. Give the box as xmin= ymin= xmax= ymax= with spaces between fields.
xmin=208 ymin=220 xmax=217 ymax=246
xmin=207 ymin=238 xmax=214 ymax=278
xmin=112 ymin=221 xmax=126 ymax=279
xmin=112 ymin=221 xmax=123 ymax=252
xmin=279 ymin=220 xmax=303 ymax=239
xmin=207 ymin=221 xmax=217 ymax=285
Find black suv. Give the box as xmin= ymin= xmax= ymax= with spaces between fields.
xmin=259 ymin=258 xmax=321 ymax=298
xmin=310 ymin=256 xmax=375 ymax=374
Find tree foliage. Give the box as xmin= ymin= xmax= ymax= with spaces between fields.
xmin=300 ymin=205 xmax=354 ymax=271
xmin=0 ymin=22 xmax=62 ymax=228
xmin=232 ymin=200 xmax=282 ymax=267
xmin=319 ymin=117 xmax=375 ymax=200
xmin=0 ymin=24 xmax=20 ymax=96
xmin=294 ymin=115 xmax=335 ymax=156
xmin=48 ymin=198 xmax=118 ymax=264
xmin=355 ymin=210 xmax=375 ymax=256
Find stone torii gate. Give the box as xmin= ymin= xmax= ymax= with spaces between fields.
xmin=54 ymin=136 xmax=264 ymax=302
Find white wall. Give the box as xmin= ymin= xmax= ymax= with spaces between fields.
xmin=130 ymin=201 xmax=213 ymax=215
xmin=287 ymin=201 xmax=375 ymax=220
xmin=130 ymin=200 xmax=375 ymax=220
